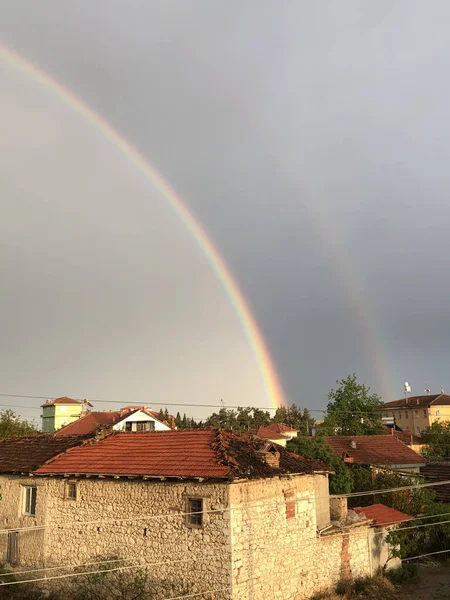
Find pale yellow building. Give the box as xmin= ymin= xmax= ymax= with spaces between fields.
xmin=382 ymin=393 xmax=450 ymax=436
xmin=40 ymin=397 xmax=91 ymax=433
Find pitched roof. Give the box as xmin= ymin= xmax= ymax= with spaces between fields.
xmin=35 ymin=429 xmax=332 ymax=480
xmin=324 ymin=436 xmax=427 ymax=466
xmin=353 ymin=504 xmax=413 ymax=527
xmin=54 ymin=412 xmax=121 ymax=436
xmin=383 ymin=394 xmax=450 ymax=409
xmin=258 ymin=423 xmax=297 ymax=435
xmin=421 ymin=463 xmax=450 ymax=502
xmin=41 ymin=397 xmax=88 ymax=408
xmin=0 ymin=435 xmax=91 ymax=474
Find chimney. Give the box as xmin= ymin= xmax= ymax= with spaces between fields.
xmin=350 ymin=440 xmax=357 ymax=449
xmin=257 ymin=444 xmax=280 ymax=469
xmin=330 ymin=497 xmax=348 ymax=523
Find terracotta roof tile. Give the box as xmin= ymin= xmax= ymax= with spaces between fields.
xmin=54 ymin=412 xmax=122 ymax=436
xmin=35 ymin=429 xmax=332 ymax=479
xmin=0 ymin=434 xmax=92 ymax=473
xmin=383 ymin=394 xmax=450 ymax=409
xmin=41 ymin=397 xmax=87 ymax=408
xmin=353 ymin=504 xmax=413 ymax=527
xmin=324 ymin=435 xmax=426 ymax=466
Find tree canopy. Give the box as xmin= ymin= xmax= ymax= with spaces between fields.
xmin=0 ymin=409 xmax=39 ymax=439
xmin=287 ymin=436 xmax=353 ymax=494
xmin=421 ymin=421 xmax=450 ymax=461
xmin=320 ymin=374 xmax=384 ymax=436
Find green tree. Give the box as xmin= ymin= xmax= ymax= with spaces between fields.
xmin=0 ymin=410 xmax=39 ymax=439
xmin=421 ymin=421 xmax=450 ymax=461
xmin=175 ymin=412 xmax=182 ymax=429
xmin=321 ymin=374 xmax=384 ymax=436
xmin=287 ymin=436 xmax=353 ymax=494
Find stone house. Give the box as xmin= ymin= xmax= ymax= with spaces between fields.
xmin=0 ymin=430 xmax=396 ymax=599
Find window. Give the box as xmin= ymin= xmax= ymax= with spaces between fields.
xmin=66 ymin=482 xmax=77 ymax=500
xmin=436 ymin=410 xmax=440 ymax=417
xmin=416 ymin=427 xmax=421 ymax=433
xmin=398 ymin=413 xmax=402 ymax=419
xmin=423 ymin=409 xmax=427 ymax=417
xmin=23 ymin=487 xmax=37 ymax=516
xmin=415 ymin=410 xmax=419 ymax=416
xmin=137 ymin=422 xmax=155 ymax=432
xmin=383 ymin=413 xmax=388 ymax=418
xmin=186 ymin=498 xmax=203 ymax=528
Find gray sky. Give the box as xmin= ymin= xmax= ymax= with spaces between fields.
xmin=1 ymin=1 xmax=450 ymax=423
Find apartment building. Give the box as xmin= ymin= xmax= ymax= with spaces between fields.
xmin=382 ymin=394 xmax=450 ymax=436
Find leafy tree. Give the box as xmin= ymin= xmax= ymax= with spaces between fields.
xmin=287 ymin=436 xmax=353 ymax=494
xmin=320 ymin=374 xmax=384 ymax=436
xmin=0 ymin=410 xmax=39 ymax=440
xmin=421 ymin=421 xmax=450 ymax=461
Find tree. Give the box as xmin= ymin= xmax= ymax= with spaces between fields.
xmin=0 ymin=410 xmax=39 ymax=439
xmin=287 ymin=436 xmax=353 ymax=494
xmin=320 ymin=374 xmax=384 ymax=436
xmin=175 ymin=412 xmax=182 ymax=429
xmin=421 ymin=421 xmax=450 ymax=461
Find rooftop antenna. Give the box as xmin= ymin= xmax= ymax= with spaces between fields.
xmin=441 ymin=386 xmax=445 ymax=394
xmin=404 ymin=381 xmax=411 ymax=401
xmin=425 ymin=384 xmax=431 ymax=395
xmin=220 ymin=398 xmax=225 ymax=408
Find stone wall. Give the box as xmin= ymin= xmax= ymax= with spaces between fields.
xmin=229 ymin=474 xmax=379 ymax=600
xmin=0 ymin=472 xmax=395 ymax=599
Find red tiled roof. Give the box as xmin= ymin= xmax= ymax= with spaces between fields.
xmin=261 ymin=424 xmax=298 ymax=434
xmin=55 ymin=407 xmax=174 ymax=436
xmin=35 ymin=429 xmax=332 ymax=479
xmin=354 ymin=504 xmax=413 ymax=527
xmin=55 ymin=412 xmax=122 ymax=436
xmin=0 ymin=435 xmax=92 ymax=473
xmin=41 ymin=397 xmax=88 ymax=408
xmin=324 ymin=436 xmax=426 ymax=466
xmin=383 ymin=394 xmax=450 ymax=409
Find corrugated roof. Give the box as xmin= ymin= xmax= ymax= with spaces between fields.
xmin=324 ymin=435 xmax=427 ymax=466
xmin=353 ymin=504 xmax=413 ymax=527
xmin=0 ymin=434 xmax=92 ymax=473
xmin=35 ymin=429 xmax=332 ymax=480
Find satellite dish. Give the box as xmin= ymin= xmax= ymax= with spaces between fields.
xmin=404 ymin=382 xmax=411 ymax=394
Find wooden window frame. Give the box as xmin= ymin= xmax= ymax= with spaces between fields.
xmin=65 ymin=481 xmax=77 ymax=501
xmin=22 ymin=486 xmax=37 ymax=516
xmin=185 ymin=497 xmax=204 ymax=529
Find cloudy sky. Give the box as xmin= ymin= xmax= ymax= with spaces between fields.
xmin=1 ymin=1 xmax=450 ymax=424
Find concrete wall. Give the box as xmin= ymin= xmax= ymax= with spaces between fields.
xmin=42 ymin=404 xmax=84 ymax=433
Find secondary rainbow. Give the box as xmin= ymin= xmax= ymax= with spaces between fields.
xmin=0 ymin=43 xmax=287 ymax=410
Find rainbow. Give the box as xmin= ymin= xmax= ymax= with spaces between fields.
xmin=0 ymin=43 xmax=287 ymax=410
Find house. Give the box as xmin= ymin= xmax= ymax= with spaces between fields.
xmin=325 ymin=435 xmax=427 ymax=473
xmin=54 ymin=405 xmax=172 ymax=436
xmin=421 ymin=463 xmax=450 ymax=503
xmin=385 ymin=427 xmax=426 ymax=455
xmin=41 ymin=397 xmax=93 ymax=433
xmin=256 ymin=423 xmax=299 ymax=447
xmin=382 ymin=394 xmax=450 ymax=436
xmin=0 ymin=429 xmax=397 ymax=600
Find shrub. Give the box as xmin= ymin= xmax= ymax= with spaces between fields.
xmin=385 ymin=563 xmax=418 ymax=585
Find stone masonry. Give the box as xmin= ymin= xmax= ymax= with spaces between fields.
xmin=0 ymin=472 xmax=392 ymax=599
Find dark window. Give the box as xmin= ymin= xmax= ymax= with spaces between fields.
xmin=186 ymin=498 xmax=203 ymax=528
xmin=23 ymin=487 xmax=37 ymax=516
xmin=66 ymin=482 xmax=77 ymax=500
xmin=125 ymin=422 xmax=132 ymax=431
xmin=137 ymin=422 xmax=155 ymax=432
